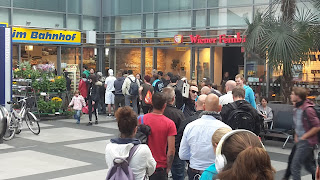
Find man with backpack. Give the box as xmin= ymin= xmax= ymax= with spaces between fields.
xmin=289 ymin=87 xmax=320 ymax=180
xmin=122 ymin=70 xmax=140 ymax=114
xmin=139 ymin=75 xmax=154 ymax=114
xmin=152 ymin=71 xmax=165 ymax=93
xmin=220 ymin=86 xmax=263 ymax=135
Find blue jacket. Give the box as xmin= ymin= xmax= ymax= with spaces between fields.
xmin=244 ymin=85 xmax=256 ymax=109
xmin=200 ymin=163 xmax=218 ymax=180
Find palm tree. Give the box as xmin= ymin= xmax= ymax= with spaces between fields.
xmin=244 ymin=0 xmax=320 ymax=103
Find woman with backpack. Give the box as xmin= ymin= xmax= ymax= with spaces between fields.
xmin=105 ymin=106 xmax=156 ymax=180
xmin=139 ymin=75 xmax=154 ymax=114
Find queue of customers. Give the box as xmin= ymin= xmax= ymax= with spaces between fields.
xmin=70 ymin=66 xmax=320 ymax=180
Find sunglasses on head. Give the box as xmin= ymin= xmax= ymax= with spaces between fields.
xmin=191 ymin=90 xmax=198 ymax=94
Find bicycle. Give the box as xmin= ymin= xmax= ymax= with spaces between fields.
xmin=3 ymin=97 xmax=40 ymax=141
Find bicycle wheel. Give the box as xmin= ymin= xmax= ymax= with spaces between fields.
xmin=25 ymin=112 xmax=40 ymax=135
xmin=3 ymin=116 xmax=16 ymax=141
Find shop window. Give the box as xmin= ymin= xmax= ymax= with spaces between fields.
xmin=83 ymin=47 xmax=97 ymax=72
xmin=19 ymin=45 xmax=58 ymax=73
xmin=13 ymin=0 xmax=66 ymax=12
xmin=13 ymin=9 xmax=64 ymax=29
xmin=12 ymin=45 xmax=19 ymax=68
xmin=105 ymin=48 xmax=110 ymax=73
xmin=157 ymin=47 xmax=191 ymax=79
xmin=115 ymin=48 xmax=141 ymax=75
xmin=195 ymin=48 xmax=211 ymax=83
xmin=0 ymin=8 xmax=10 ymax=24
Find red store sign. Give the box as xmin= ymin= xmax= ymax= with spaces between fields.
xmin=174 ymin=32 xmax=246 ymax=44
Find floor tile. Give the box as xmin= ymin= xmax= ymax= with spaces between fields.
xmin=0 ymin=150 xmax=89 ymax=179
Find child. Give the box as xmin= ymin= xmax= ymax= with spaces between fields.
xmin=200 ymin=127 xmax=232 ymax=180
xmin=68 ymin=90 xmax=86 ymax=124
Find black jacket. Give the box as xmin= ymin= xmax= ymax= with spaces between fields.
xmin=163 ymin=104 xmax=186 ymax=155
xmin=176 ymin=110 xmax=203 ymax=151
xmin=182 ymin=98 xmax=196 ymax=118
xmin=87 ymin=82 xmax=101 ymax=102
xmin=220 ymin=100 xmax=263 ymax=135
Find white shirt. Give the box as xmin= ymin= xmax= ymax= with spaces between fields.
xmin=105 ymin=75 xmax=116 ymax=92
xmin=105 ymin=143 xmax=156 ymax=180
xmin=179 ymin=115 xmax=231 ymax=170
xmin=219 ymin=91 xmax=234 ymax=106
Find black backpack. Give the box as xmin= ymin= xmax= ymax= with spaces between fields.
xmin=226 ymin=103 xmax=256 ymax=133
xmin=303 ymin=105 xmax=320 ymax=142
xmin=135 ymin=115 xmax=151 ymax=144
xmin=128 ymin=77 xmax=139 ymax=96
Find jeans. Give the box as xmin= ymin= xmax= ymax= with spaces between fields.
xmin=74 ymin=110 xmax=81 ymax=122
xmin=125 ymin=95 xmax=138 ymax=114
xmin=149 ymin=168 xmax=168 ymax=180
xmin=291 ymin=140 xmax=316 ymax=180
xmin=115 ymin=95 xmax=125 ymax=112
xmin=284 ymin=144 xmax=297 ymax=179
xmin=171 ymin=155 xmax=185 ymax=180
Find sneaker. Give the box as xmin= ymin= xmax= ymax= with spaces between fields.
xmin=86 ymin=122 xmax=92 ymax=126
xmin=95 ymin=120 xmax=99 ymax=124
xmin=76 ymin=121 xmax=80 ymax=124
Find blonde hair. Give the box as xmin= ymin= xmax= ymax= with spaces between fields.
xmin=235 ymin=74 xmax=244 ymax=81
xmin=212 ymin=128 xmax=232 ymax=146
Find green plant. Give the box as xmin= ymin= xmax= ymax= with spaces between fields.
xmin=244 ymin=0 xmax=320 ymax=102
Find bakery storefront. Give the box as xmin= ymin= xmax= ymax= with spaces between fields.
xmin=111 ymin=30 xmax=246 ymax=88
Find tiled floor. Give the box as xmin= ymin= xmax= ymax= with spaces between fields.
xmin=0 ymin=115 xmax=315 ymax=180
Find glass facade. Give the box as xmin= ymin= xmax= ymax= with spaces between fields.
xmin=4 ymin=0 xmax=318 ymax=99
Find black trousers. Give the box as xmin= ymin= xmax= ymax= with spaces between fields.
xmin=149 ymin=168 xmax=168 ymax=180
xmin=88 ymin=98 xmax=98 ymax=122
xmin=284 ymin=144 xmax=297 ymax=179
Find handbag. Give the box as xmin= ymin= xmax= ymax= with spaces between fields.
xmin=82 ymin=106 xmax=94 ymax=114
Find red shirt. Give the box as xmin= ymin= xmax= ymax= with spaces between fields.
xmin=78 ymin=79 xmax=88 ymax=98
xmin=143 ymin=113 xmax=177 ymax=168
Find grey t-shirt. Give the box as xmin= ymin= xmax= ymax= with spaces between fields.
xmin=293 ymin=108 xmax=306 ymax=138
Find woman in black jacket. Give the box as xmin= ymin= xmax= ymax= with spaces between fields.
xmin=87 ymin=74 xmax=101 ymax=126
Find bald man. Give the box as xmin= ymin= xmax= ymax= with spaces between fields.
xmin=219 ymin=80 xmax=237 ymax=106
xmin=179 ymin=94 xmax=231 ymax=180
xmin=201 ymin=86 xmax=211 ymax=95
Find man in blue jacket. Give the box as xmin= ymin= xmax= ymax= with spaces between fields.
xmin=235 ymin=74 xmax=256 ymax=109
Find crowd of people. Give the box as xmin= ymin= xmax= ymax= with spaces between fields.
xmin=67 ymin=66 xmax=320 ymax=180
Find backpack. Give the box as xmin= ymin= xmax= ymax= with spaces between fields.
xmin=144 ymin=86 xmax=152 ymax=105
xmin=303 ymin=106 xmax=320 ymax=142
xmin=135 ymin=115 xmax=151 ymax=144
xmin=226 ymin=103 xmax=256 ymax=133
xmin=128 ymin=77 xmax=139 ymax=96
xmin=106 ymin=145 xmax=139 ymax=180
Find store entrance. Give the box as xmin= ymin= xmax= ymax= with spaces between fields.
xmin=222 ymin=47 xmax=244 ymax=80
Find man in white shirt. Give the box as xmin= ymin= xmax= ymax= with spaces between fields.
xmin=179 ymin=94 xmax=231 ymax=180
xmin=219 ymin=80 xmax=237 ymax=106
xmin=105 ymin=69 xmax=116 ymax=116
